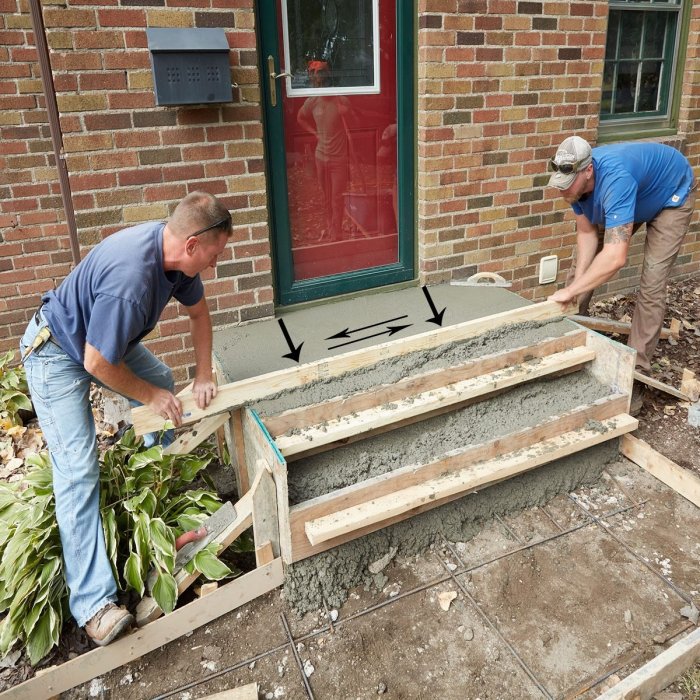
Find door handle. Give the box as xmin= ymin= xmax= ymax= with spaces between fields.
xmin=268 ymin=55 xmax=291 ymax=107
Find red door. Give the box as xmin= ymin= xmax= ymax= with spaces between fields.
xmin=276 ymin=0 xmax=399 ymax=282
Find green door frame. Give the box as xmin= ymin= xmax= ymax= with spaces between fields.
xmin=257 ymin=1 xmax=415 ymax=306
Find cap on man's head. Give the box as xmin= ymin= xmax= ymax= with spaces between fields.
xmin=548 ymin=135 xmax=592 ymax=190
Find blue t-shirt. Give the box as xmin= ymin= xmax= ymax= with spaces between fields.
xmin=42 ymin=222 xmax=204 ymax=365
xmin=572 ymin=142 xmax=694 ymax=227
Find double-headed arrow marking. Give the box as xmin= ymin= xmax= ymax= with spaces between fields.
xmin=326 ymin=315 xmax=409 ymax=340
xmin=327 ymin=320 xmax=413 ymax=350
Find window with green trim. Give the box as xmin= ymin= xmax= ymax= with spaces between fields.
xmin=600 ymin=0 xmax=687 ymax=138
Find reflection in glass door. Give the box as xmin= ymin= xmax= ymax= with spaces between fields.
xmin=282 ymin=0 xmax=396 ymax=280
xmin=260 ymin=1 xmax=414 ymax=304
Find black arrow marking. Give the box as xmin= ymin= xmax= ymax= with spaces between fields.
xmin=326 ymin=315 xmax=409 ymax=339
xmin=328 ymin=324 xmax=412 ymax=350
xmin=422 ymin=285 xmax=446 ymax=326
xmin=277 ymin=318 xmax=304 ymax=363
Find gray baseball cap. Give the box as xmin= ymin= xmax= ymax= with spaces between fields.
xmin=548 ymin=136 xmax=592 ymax=190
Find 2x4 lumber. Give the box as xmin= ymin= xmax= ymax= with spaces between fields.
xmin=136 ymin=485 xmax=255 ymax=627
xmin=264 ymin=330 xmax=588 ymax=436
xmin=198 ymin=684 xmax=259 ymax=700
xmin=274 ymin=346 xmax=596 ymax=458
xmin=242 ymin=408 xmax=292 ymax=564
xmin=163 ymin=412 xmax=231 ymax=456
xmin=131 ymin=300 xmax=577 ymax=435
xmin=621 ymin=434 xmax=700 ymax=509
xmin=633 ymin=370 xmax=691 ymax=401
xmin=595 ymin=626 xmax=700 ymax=700
xmin=2 ymin=559 xmax=284 ymax=700
xmin=288 ymin=394 xmax=631 ymax=562
xmin=304 ymin=414 xmax=638 ymax=547
xmin=572 ymin=315 xmax=672 ymax=340
xmin=252 ymin=462 xmax=280 ymax=565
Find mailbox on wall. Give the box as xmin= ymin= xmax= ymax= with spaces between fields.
xmin=146 ymin=28 xmax=232 ymax=106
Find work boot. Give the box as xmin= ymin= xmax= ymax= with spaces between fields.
xmin=629 ymin=383 xmax=645 ymax=417
xmin=84 ymin=603 xmax=134 ymax=646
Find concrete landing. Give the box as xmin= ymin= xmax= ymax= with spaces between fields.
xmin=213 ymin=284 xmax=539 ymax=383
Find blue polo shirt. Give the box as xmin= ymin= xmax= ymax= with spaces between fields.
xmin=41 ymin=222 xmax=203 ymax=365
xmin=572 ymin=142 xmax=694 ymax=228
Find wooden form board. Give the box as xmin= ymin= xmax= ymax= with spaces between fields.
xmin=2 ymin=559 xmax=284 ymax=700
xmin=132 ymin=300 xmax=577 ymax=435
xmin=305 ymin=414 xmax=637 ymax=546
xmin=164 ymin=412 xmax=230 ymax=456
xmin=621 ymin=434 xmax=700 ymax=510
xmin=199 ymin=683 xmax=259 ymax=700
xmin=285 ymin=394 xmax=629 ymax=561
xmin=264 ymin=330 xmax=588 ymax=437
xmin=242 ymin=408 xmax=291 ymax=563
xmin=273 ymin=344 xmax=596 ymax=459
xmin=291 ymin=403 xmax=635 ymax=560
xmin=595 ymin=625 xmax=700 ymax=700
xmin=572 ymin=315 xmax=672 ymax=340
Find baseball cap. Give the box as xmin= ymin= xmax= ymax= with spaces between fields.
xmin=548 ymin=136 xmax=592 ymax=190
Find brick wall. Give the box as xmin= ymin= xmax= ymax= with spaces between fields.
xmin=416 ymin=0 xmax=700 ymax=301
xmin=2 ymin=1 xmax=699 ymax=382
xmin=0 ymin=0 xmax=273 ymax=385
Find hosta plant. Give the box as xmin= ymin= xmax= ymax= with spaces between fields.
xmin=0 ymin=351 xmax=32 ymax=430
xmin=0 ymin=429 xmax=241 ymax=665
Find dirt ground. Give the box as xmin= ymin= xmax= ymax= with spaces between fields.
xmin=2 ymin=275 xmax=699 ymax=699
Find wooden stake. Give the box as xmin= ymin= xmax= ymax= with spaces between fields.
xmin=633 ymin=371 xmax=691 ymax=401
xmin=571 ymin=315 xmax=672 ymax=340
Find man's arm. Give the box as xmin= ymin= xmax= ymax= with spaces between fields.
xmin=550 ymin=221 xmax=632 ymax=304
xmin=186 ymin=297 xmax=217 ymax=410
xmin=84 ymin=344 xmax=183 ymax=426
xmin=572 ymin=213 xmax=600 ymax=280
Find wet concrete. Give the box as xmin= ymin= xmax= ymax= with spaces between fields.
xmin=213 ymin=285 xmax=623 ymax=614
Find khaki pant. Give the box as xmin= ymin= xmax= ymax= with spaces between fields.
xmin=567 ymin=184 xmax=696 ymax=371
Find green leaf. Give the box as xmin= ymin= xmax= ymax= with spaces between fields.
xmin=127 ymin=446 xmax=163 ymax=471
xmin=151 ymin=571 xmax=177 ymax=614
xmin=26 ymin=607 xmax=57 ymax=665
xmin=192 ymin=546 xmax=232 ymax=581
xmin=124 ymin=551 xmax=145 ymax=597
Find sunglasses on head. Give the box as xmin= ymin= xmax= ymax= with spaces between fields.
xmin=548 ymin=158 xmax=587 ymax=175
xmin=189 ymin=215 xmax=231 ymax=238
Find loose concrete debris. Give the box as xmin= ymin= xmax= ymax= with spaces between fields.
xmin=438 ymin=591 xmax=458 ymax=611
xmin=303 ymin=659 xmax=315 ymax=677
xmin=680 ymin=602 xmax=699 ymax=625
xmin=624 ymin=610 xmax=633 ymax=624
xmin=88 ymin=678 xmax=106 ymax=697
xmin=369 ymin=547 xmax=398 ymax=574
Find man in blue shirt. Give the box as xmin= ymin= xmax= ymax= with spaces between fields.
xmin=548 ymin=136 xmax=696 ymax=406
xmin=20 ymin=191 xmax=232 ymax=646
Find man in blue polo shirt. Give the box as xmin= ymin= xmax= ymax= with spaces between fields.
xmin=547 ymin=136 xmax=696 ymax=408
xmin=19 ymin=191 xmax=232 ymax=646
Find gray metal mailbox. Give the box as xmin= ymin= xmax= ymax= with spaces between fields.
xmin=146 ymin=28 xmax=232 ymax=106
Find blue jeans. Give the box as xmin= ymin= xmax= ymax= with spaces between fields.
xmin=20 ymin=310 xmax=174 ymax=626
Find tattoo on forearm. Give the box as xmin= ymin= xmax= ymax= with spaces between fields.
xmin=604 ymin=223 xmax=633 ymax=245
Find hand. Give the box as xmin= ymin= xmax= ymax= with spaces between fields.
xmin=148 ymin=388 xmax=183 ymax=427
xmin=175 ymin=526 xmax=207 ymax=551
xmin=548 ymin=288 xmax=577 ymax=305
xmin=193 ymin=378 xmax=217 ymax=410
